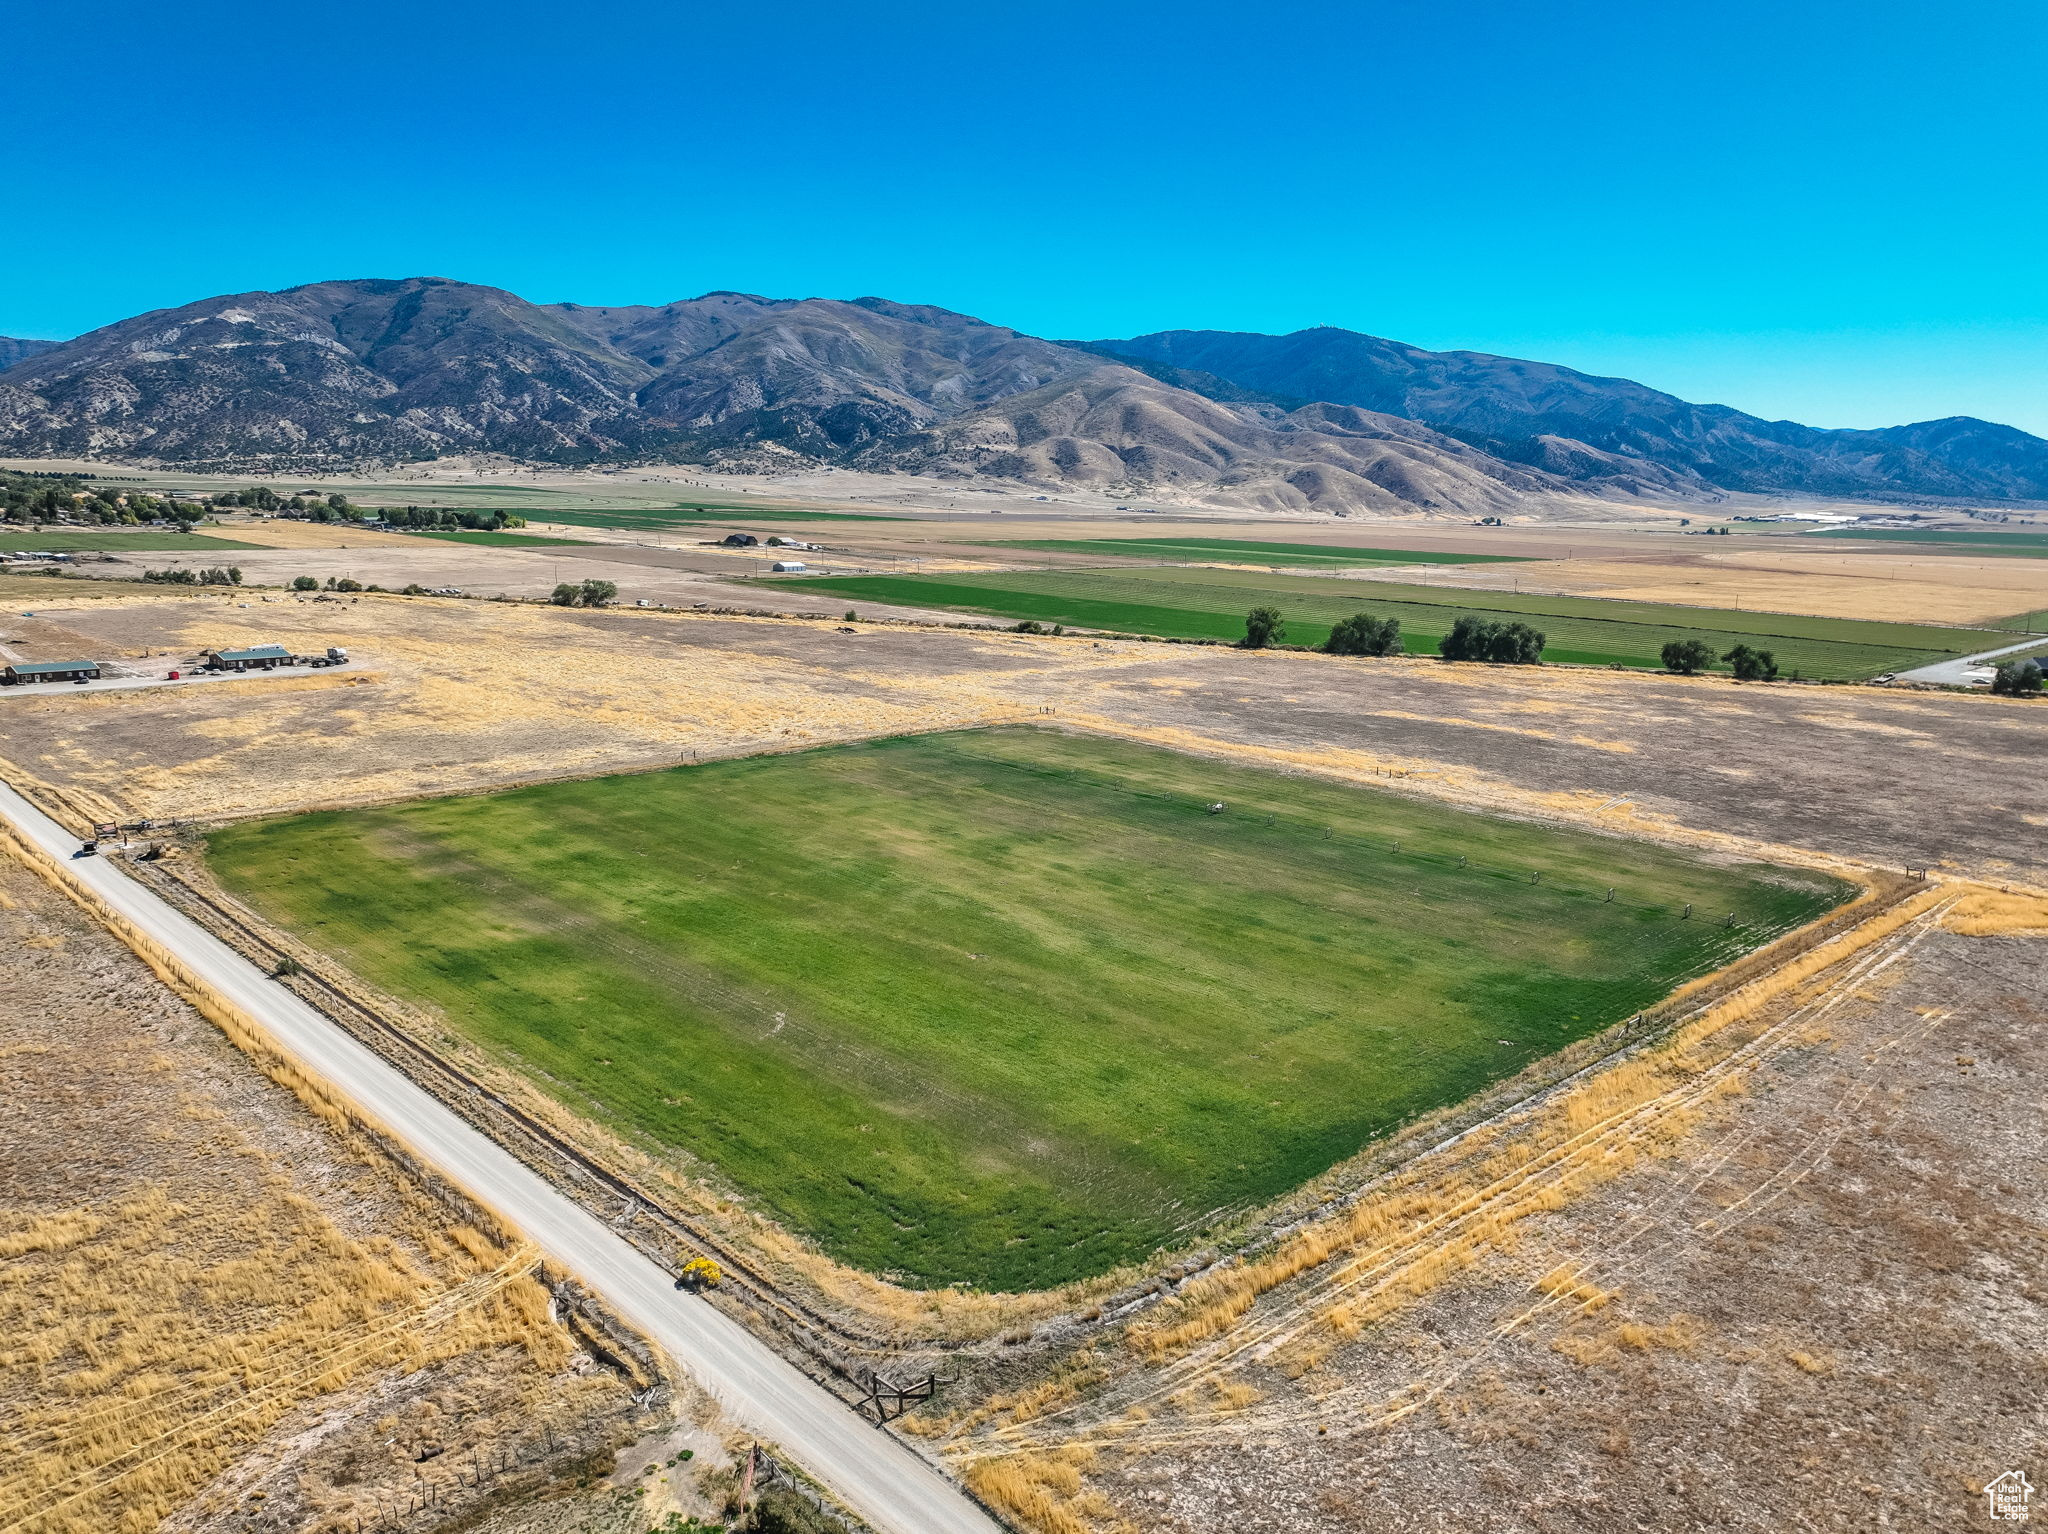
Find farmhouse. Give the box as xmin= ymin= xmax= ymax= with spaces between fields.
xmin=204 ymin=644 xmax=292 ymax=672
xmin=1 ymin=659 xmax=101 ymax=685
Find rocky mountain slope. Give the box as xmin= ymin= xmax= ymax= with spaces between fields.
xmin=1087 ymin=327 xmax=2048 ymax=501
xmin=3 ymin=278 xmax=2039 ymax=511
xmin=0 ymin=337 xmax=57 ymax=371
xmin=0 ymin=280 xmax=1622 ymax=514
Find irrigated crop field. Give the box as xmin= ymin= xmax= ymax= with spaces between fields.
xmin=0 ymin=529 xmax=263 ymax=553
xmin=205 ymin=727 xmax=1846 ymax=1291
xmin=534 ymin=505 xmax=904 ymax=531
xmin=764 ymin=566 xmax=1992 ymax=677
xmin=390 ymin=528 xmax=584 ymax=547
xmin=1809 ymin=526 xmax=2048 ymax=555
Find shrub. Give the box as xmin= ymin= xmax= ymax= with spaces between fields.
xmin=1722 ymin=643 xmax=1779 ymax=681
xmin=1013 ymin=619 xmax=1045 ymax=634
xmin=401 ymin=583 xmax=426 ymax=595
xmin=1242 ymin=606 xmax=1284 ymax=648
xmin=747 ymin=1489 xmax=838 ymax=1534
xmin=333 ymin=577 xmax=363 ymax=593
xmin=1324 ymin=612 xmax=1401 ymax=657
xmin=551 ymin=582 xmax=582 ymax=606
xmin=1990 ymin=658 xmax=2044 ymax=696
xmin=1662 ymin=638 xmax=1717 ymax=674
xmin=292 ymin=575 xmax=318 ymax=591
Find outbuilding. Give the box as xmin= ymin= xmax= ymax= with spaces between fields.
xmin=204 ymin=644 xmax=293 ymax=672
xmin=2 ymin=659 xmax=101 ymax=685
xmin=770 ymin=560 xmax=808 ymax=573
xmin=721 ymin=533 xmax=759 ymax=547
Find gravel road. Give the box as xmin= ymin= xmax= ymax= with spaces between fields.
xmin=1890 ymin=633 xmax=2048 ymax=685
xmin=0 ymin=781 xmax=1001 ymax=1534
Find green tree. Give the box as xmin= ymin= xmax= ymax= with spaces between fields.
xmin=1438 ymin=616 xmax=1542 ymax=663
xmin=551 ymin=582 xmax=582 ymax=606
xmin=1438 ymin=615 xmax=1491 ymax=661
xmin=1242 ymin=606 xmax=1284 ymax=648
xmin=334 ymin=578 xmax=363 ymax=593
xmin=579 ymin=578 xmax=619 ymax=607
xmin=291 ymin=575 xmax=318 ymax=592
xmin=1324 ymin=611 xmax=1402 ymax=656
xmin=1486 ymin=621 xmax=1545 ymax=664
xmin=1662 ymin=638 xmax=1717 ymax=674
xmin=1722 ymin=643 xmax=1778 ymax=681
xmin=1990 ymin=658 xmax=2044 ymax=696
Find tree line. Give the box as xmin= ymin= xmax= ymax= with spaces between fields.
xmin=1237 ymin=605 xmax=1801 ymax=680
xmin=143 ymin=566 xmax=242 ymax=586
xmin=1240 ymin=606 xmax=1547 ymax=665
xmin=215 ymin=487 xmax=525 ymax=529
xmin=3 ymin=472 xmax=212 ymax=526
xmin=1660 ymin=638 xmax=1780 ymax=680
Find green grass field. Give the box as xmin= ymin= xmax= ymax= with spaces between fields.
xmin=391 ymin=528 xmax=585 ymax=547
xmin=536 ymin=506 xmax=904 ymax=531
xmin=989 ymin=537 xmax=1532 ymax=568
xmin=761 ymin=567 xmax=1991 ymax=679
xmin=206 ymin=728 xmax=1849 ymax=1290
xmin=1808 ymin=527 xmax=2048 ymax=557
xmin=0 ymin=529 xmax=264 ymax=554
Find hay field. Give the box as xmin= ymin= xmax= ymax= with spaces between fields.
xmin=987 ymin=537 xmax=1531 ymax=569
xmin=201 ymin=520 xmax=425 ymax=550
xmin=202 ymin=727 xmax=1844 ymax=1291
xmin=1425 ymin=546 xmax=2048 ymax=626
xmin=0 ymin=840 xmax=635 ymax=1534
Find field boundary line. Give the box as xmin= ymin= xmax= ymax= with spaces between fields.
xmin=114 ymin=847 xmax=951 ymax=1375
xmin=953 ymin=884 xmax=1948 ymax=1457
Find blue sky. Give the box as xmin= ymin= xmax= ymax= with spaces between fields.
xmin=5 ymin=0 xmax=2043 ymax=431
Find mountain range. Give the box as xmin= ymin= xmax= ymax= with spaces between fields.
xmin=1 ymin=277 xmax=2041 ymax=515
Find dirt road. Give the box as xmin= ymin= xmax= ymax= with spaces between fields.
xmin=0 ymin=781 xmax=1002 ymax=1534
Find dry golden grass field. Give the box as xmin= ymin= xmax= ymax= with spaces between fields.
xmin=0 ymin=841 xmax=657 ymax=1534
xmin=1398 ymin=545 xmax=2048 ymax=626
